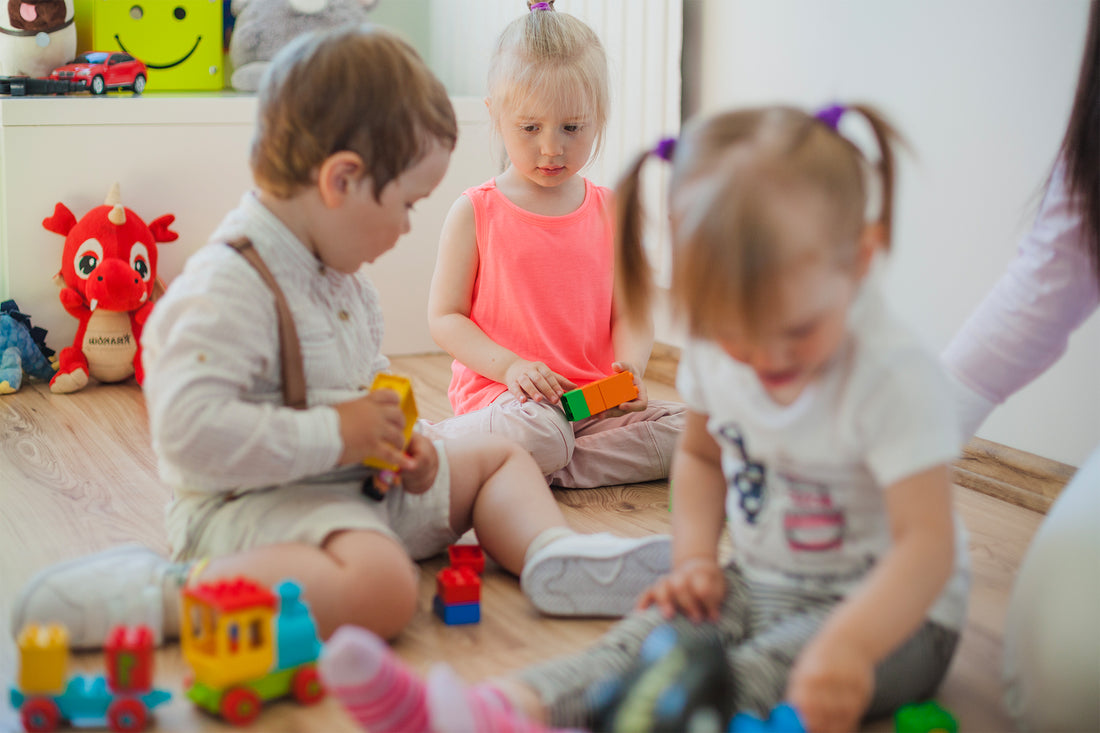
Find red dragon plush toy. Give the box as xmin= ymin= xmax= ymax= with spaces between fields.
xmin=43 ymin=183 xmax=178 ymax=393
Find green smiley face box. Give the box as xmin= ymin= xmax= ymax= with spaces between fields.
xmin=90 ymin=0 xmax=224 ymax=91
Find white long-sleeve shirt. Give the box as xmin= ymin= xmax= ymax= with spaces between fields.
xmin=942 ymin=160 xmax=1100 ymax=437
xmin=142 ymin=192 xmax=389 ymax=494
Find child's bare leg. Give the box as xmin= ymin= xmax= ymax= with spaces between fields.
xmin=197 ymin=529 xmax=418 ymax=640
xmin=443 ymin=433 xmax=672 ymax=618
xmin=445 ymin=434 xmax=568 ymax=574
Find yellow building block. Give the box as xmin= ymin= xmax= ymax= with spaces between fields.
xmin=363 ymin=374 xmax=418 ymax=472
xmin=17 ymin=624 xmax=69 ymax=695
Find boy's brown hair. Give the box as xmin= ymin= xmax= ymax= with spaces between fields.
xmin=251 ymin=25 xmax=458 ymax=200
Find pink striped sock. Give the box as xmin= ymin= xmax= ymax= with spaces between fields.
xmin=427 ymin=664 xmax=573 ymax=733
xmin=319 ymin=625 xmax=430 ymax=733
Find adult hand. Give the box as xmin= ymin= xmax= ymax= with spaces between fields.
xmin=504 ymin=358 xmax=576 ymax=404
xmin=635 ymin=556 xmax=725 ymax=623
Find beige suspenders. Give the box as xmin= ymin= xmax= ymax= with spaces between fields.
xmin=226 ymin=237 xmax=308 ymax=410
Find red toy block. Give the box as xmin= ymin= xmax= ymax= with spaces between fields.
xmin=448 ymin=544 xmax=485 ymax=575
xmin=436 ymin=566 xmax=481 ymax=605
xmin=104 ymin=624 xmax=155 ymax=693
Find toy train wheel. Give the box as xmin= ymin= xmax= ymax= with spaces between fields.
xmin=107 ymin=698 xmax=148 ymax=732
xmin=221 ymin=687 xmax=262 ymax=726
xmin=292 ymin=665 xmax=325 ymax=705
xmin=21 ymin=697 xmax=61 ymax=732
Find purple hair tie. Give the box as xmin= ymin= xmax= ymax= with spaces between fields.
xmin=653 ymin=136 xmax=676 ymax=162
xmin=814 ymin=103 xmax=846 ymax=131
xmin=530 ymin=2 xmax=551 ymax=10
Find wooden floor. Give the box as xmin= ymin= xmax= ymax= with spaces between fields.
xmin=0 ymin=352 xmax=1046 ymax=732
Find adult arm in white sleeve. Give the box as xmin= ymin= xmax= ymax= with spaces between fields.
xmin=942 ymin=161 xmax=1100 ymax=437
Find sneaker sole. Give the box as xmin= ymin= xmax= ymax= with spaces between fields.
xmin=522 ymin=536 xmax=671 ymax=617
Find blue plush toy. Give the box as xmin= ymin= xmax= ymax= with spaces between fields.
xmin=0 ymin=300 xmax=57 ymax=394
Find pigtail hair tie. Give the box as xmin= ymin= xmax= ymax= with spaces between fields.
xmin=652 ymin=136 xmax=677 ymax=162
xmin=814 ymin=103 xmax=847 ymax=131
xmin=529 ymin=2 xmax=552 ymax=11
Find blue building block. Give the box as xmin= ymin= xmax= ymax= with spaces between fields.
xmin=432 ymin=595 xmax=480 ymax=625
xmin=729 ymin=703 xmax=806 ymax=733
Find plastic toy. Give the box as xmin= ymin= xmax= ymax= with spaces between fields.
xmin=561 ymin=371 xmax=639 ymax=421
xmin=0 ymin=300 xmax=56 ymax=394
xmin=729 ymin=703 xmax=806 ymax=733
xmin=91 ymin=0 xmax=223 ymax=91
xmin=227 ymin=0 xmax=378 ymax=92
xmin=9 ymin=623 xmax=171 ymax=732
xmin=361 ymin=373 xmax=418 ymax=498
xmin=433 ymin=566 xmax=481 ymax=625
xmin=894 ymin=700 xmax=958 ymax=733
xmin=589 ymin=623 xmax=734 ymax=732
xmin=0 ymin=75 xmax=83 ymax=95
xmin=43 ymin=183 xmax=177 ymax=393
xmin=48 ymin=51 xmax=146 ymax=94
xmin=181 ymin=577 xmax=325 ymax=726
xmin=448 ymin=543 xmax=485 ymax=575
xmin=0 ymin=0 xmax=76 ymax=78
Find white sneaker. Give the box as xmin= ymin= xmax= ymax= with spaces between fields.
xmin=521 ymin=533 xmax=671 ymax=617
xmin=10 ymin=544 xmax=169 ymax=650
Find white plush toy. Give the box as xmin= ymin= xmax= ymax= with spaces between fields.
xmin=229 ymin=0 xmax=380 ymax=92
xmin=0 ymin=0 xmax=76 ymax=78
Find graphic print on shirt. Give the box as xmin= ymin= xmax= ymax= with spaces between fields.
xmin=780 ymin=474 xmax=846 ymax=552
xmin=717 ymin=423 xmax=767 ymax=524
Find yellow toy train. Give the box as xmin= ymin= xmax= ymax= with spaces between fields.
xmin=181 ymin=577 xmax=325 ymax=726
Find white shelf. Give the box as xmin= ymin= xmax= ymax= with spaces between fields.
xmin=0 ymin=94 xmax=492 ymax=355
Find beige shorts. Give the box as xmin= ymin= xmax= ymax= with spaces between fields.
xmin=165 ymin=440 xmax=458 ymax=563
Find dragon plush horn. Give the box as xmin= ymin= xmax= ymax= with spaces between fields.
xmin=105 ymin=182 xmax=126 ymax=225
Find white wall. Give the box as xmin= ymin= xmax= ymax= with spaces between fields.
xmin=683 ymin=0 xmax=1099 ymax=467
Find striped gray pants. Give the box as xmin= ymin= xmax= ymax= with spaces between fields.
xmin=516 ymin=563 xmax=959 ymax=728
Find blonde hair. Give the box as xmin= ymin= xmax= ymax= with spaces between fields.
xmin=486 ymin=0 xmax=609 ymax=161
xmin=617 ymin=104 xmax=902 ymax=339
xmin=251 ymin=25 xmax=457 ymax=200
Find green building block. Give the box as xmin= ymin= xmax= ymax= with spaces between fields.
xmin=561 ymin=389 xmax=592 ymax=421
xmin=895 ymin=701 xmax=958 ymax=733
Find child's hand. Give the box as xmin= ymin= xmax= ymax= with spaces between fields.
xmin=635 ymin=557 xmax=725 ymax=623
xmin=785 ymin=634 xmax=874 ymax=733
xmin=602 ymin=361 xmax=649 ymax=417
xmin=504 ymin=359 xmax=577 ymax=404
xmin=334 ymin=389 xmax=409 ymax=466
xmin=398 ymin=433 xmax=439 ymax=494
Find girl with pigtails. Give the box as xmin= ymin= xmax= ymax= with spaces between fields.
xmin=319 ymin=101 xmax=972 ymax=730
xmin=424 ymin=0 xmax=686 ymax=495
xmin=318 ymin=102 xmax=971 ymax=733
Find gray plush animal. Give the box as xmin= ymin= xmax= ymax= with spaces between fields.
xmin=228 ymin=0 xmax=379 ymax=92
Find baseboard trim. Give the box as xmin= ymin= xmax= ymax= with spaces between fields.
xmin=645 ymin=343 xmax=1073 ymax=515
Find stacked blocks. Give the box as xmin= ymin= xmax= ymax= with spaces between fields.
xmin=561 ymin=371 xmax=639 ymax=421
xmin=433 ymin=544 xmax=484 ymax=625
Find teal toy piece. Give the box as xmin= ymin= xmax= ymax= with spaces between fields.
xmin=274 ymin=581 xmax=323 ymax=671
xmin=9 ymin=676 xmax=171 ymax=730
xmin=0 ymin=300 xmax=56 ymax=394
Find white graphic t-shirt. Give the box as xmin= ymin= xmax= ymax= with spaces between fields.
xmin=677 ymin=282 xmax=970 ymax=629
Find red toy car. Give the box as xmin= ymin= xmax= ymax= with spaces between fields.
xmin=48 ymin=52 xmax=147 ymax=95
